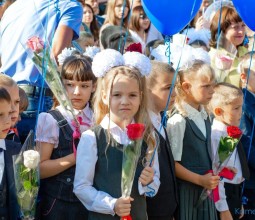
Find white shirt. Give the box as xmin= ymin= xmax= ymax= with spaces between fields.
xmin=166 ymin=103 xmax=208 ymax=161
xmin=74 ymin=115 xmax=160 ymax=216
xmin=149 ymin=110 xmax=165 ymax=139
xmin=0 ymin=139 xmax=6 ymax=184
xmin=211 ymin=119 xmax=243 ymax=212
xmin=36 ymin=104 xmax=93 ymax=148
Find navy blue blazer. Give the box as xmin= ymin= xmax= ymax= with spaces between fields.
xmin=240 ymin=89 xmax=255 ymax=189
xmin=4 ymin=139 xmax=21 ymax=220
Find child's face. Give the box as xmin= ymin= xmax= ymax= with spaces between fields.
xmin=184 ymin=76 xmax=215 ymax=109
xmin=148 ymin=72 xmax=176 ymax=113
xmin=245 ymin=67 xmax=255 ymax=93
xmin=81 ymin=38 xmax=94 ymax=50
xmin=63 ymin=79 xmax=95 ymax=110
xmin=225 ymin=22 xmax=246 ymax=47
xmin=217 ymin=96 xmax=243 ymax=126
xmin=104 ymin=74 xmax=141 ymax=129
xmin=114 ymin=0 xmax=129 ymax=20
xmin=3 ymin=85 xmax=20 ymax=127
xmin=0 ymin=100 xmax=12 ymax=139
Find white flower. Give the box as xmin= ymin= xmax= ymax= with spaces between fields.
xmin=215 ymin=54 xmax=233 ymax=70
xmin=92 ymin=49 xmax=124 ymax=77
xmin=83 ymin=46 xmax=100 ymax=59
xmin=23 ymin=150 xmax=40 ymax=170
xmin=57 ymin=47 xmax=77 ymax=65
xmin=123 ymin=52 xmax=151 ymax=76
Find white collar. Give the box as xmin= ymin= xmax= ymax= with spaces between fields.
xmin=57 ymin=103 xmax=93 ymax=121
xmin=212 ymin=119 xmax=228 ymax=133
xmin=100 ymin=115 xmax=135 ymax=131
xmin=183 ymin=102 xmax=208 ymax=121
xmin=149 ymin=110 xmax=162 ymax=126
xmin=0 ymin=139 xmax=6 ymax=150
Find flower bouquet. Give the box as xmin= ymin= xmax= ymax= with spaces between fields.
xmin=214 ymin=32 xmax=237 ymax=82
xmin=121 ymin=123 xmax=145 ymax=220
xmin=13 ymin=131 xmax=40 ymax=219
xmin=24 ymin=36 xmax=81 ymax=155
xmin=195 ymin=126 xmax=242 ymax=207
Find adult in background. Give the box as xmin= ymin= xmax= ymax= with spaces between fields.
xmin=85 ymin=0 xmax=105 ymax=26
xmin=0 ymin=0 xmax=83 ymax=143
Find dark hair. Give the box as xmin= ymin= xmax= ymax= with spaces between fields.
xmin=84 ymin=4 xmax=100 ymax=41
xmin=210 ymin=6 xmax=243 ymax=48
xmin=145 ymin=39 xmax=164 ymax=58
xmin=0 ymin=87 xmax=11 ymax=103
xmin=61 ymin=53 xmax=96 ymax=83
xmin=129 ymin=5 xmax=150 ymax=32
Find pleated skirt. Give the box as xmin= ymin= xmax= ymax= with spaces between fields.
xmin=178 ymin=180 xmax=218 ymax=220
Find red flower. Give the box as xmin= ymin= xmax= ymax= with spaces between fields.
xmin=121 ymin=215 xmax=132 ymax=220
xmin=125 ymin=43 xmax=142 ymax=54
xmin=227 ymin=126 xmax=242 ymax=139
xmin=27 ymin=36 xmax=44 ymax=53
xmin=126 ymin=123 xmax=145 ymax=140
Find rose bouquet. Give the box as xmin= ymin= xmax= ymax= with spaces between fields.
xmin=121 ymin=123 xmax=145 ymax=220
xmin=25 ymin=36 xmax=81 ymax=155
xmin=13 ymin=131 xmax=40 ymax=220
xmin=195 ymin=126 xmax=242 ymax=207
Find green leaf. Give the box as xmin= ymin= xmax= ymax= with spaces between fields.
xmin=23 ymin=181 xmax=32 ymax=191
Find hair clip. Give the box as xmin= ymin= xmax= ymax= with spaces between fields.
xmin=92 ymin=49 xmax=151 ymax=77
xmin=57 ymin=47 xmax=77 ymax=65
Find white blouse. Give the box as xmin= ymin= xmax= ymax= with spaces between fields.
xmin=166 ymin=103 xmax=208 ymax=161
xmin=211 ymin=119 xmax=243 ymax=212
xmin=74 ymin=115 xmax=160 ymax=216
xmin=36 ymin=104 xmax=93 ymax=148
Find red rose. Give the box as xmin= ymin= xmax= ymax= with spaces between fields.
xmin=126 ymin=123 xmax=145 ymax=140
xmin=227 ymin=126 xmax=242 ymax=139
xmin=121 ymin=215 xmax=132 ymax=220
xmin=27 ymin=36 xmax=44 ymax=53
xmin=125 ymin=43 xmax=142 ymax=54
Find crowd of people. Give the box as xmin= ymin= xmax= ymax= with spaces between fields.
xmin=0 ymin=0 xmax=255 ymax=219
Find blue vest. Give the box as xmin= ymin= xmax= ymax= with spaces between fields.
xmin=42 ymin=110 xmax=79 ymax=202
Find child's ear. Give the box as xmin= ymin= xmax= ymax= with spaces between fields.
xmin=102 ymin=90 xmax=108 ymax=106
xmin=181 ymin=82 xmax=191 ymax=93
xmin=214 ymin=107 xmax=223 ymax=116
xmin=240 ymin=73 xmax=247 ymax=83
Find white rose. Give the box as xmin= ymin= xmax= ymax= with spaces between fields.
xmin=23 ymin=150 xmax=40 ymax=170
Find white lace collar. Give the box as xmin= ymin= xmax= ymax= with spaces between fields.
xmin=183 ymin=102 xmax=208 ymax=121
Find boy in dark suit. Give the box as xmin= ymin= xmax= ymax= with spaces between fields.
xmin=239 ymin=52 xmax=255 ymax=220
xmin=0 ymin=87 xmax=21 ymax=219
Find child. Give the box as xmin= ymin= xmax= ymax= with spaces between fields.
xmin=74 ymin=49 xmax=160 ymax=219
xmin=167 ymin=60 xmax=220 ymax=220
xmin=0 ymin=74 xmax=20 ymax=128
xmin=146 ymin=60 xmax=178 ymax=220
xmin=7 ymin=87 xmax=28 ymax=142
xmin=0 ymin=86 xmax=21 ymax=219
xmin=209 ymin=82 xmax=250 ymax=220
xmin=239 ymin=52 xmax=255 ymax=220
xmin=36 ymin=53 xmax=96 ymax=219
xmin=75 ymin=31 xmax=95 ymax=51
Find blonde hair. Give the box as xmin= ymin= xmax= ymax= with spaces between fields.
xmin=104 ymin=0 xmax=130 ymax=28
xmin=93 ymin=66 xmax=156 ymax=156
xmin=175 ymin=61 xmax=215 ymax=116
xmin=146 ymin=61 xmax=175 ymax=89
xmin=208 ymin=82 xmax=243 ymax=114
xmin=0 ymin=73 xmax=17 ymax=87
xmin=239 ymin=52 xmax=255 ymax=75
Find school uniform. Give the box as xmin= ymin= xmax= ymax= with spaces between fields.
xmin=0 ymin=139 xmax=21 ymax=220
xmin=211 ymin=119 xmax=249 ymax=220
xmin=167 ymin=103 xmax=218 ymax=220
xmin=74 ymin=115 xmax=160 ymax=220
xmin=36 ymin=105 xmax=93 ymax=220
xmin=147 ymin=112 xmax=178 ymax=220
xmin=240 ymin=88 xmax=255 ymax=220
